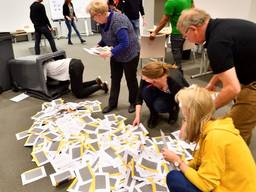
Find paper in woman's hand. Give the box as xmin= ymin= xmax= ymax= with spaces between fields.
xmin=83 ymin=46 xmax=111 ymax=56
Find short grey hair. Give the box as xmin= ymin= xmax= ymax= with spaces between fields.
xmin=87 ymin=0 xmax=108 ymax=16
xmin=177 ymin=8 xmax=210 ymax=32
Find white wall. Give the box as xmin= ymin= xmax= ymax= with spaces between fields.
xmin=0 ymin=0 xmax=86 ymax=34
xmin=249 ymin=0 xmax=256 ymax=22
xmin=0 ymin=0 xmax=34 ymax=32
xmin=1 ymin=0 xmax=256 ymax=32
xmin=194 ymin=0 xmax=253 ymax=20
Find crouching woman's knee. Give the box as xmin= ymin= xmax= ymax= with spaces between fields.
xmin=166 ymin=170 xmax=181 ymax=190
xmin=166 ymin=170 xmax=200 ymax=192
xmin=72 ymin=89 xmax=84 ymax=99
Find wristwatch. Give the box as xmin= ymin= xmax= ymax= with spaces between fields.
xmin=174 ymin=159 xmax=182 ymax=169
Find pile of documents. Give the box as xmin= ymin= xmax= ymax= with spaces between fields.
xmin=16 ymin=99 xmax=195 ymax=192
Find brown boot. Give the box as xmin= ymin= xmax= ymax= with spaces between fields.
xmin=101 ymin=81 xmax=109 ymax=93
xmin=96 ymin=76 xmax=102 ymax=86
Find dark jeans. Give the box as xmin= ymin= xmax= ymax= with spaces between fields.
xmin=69 ymin=59 xmax=101 ymax=98
xmin=141 ymin=85 xmax=178 ymax=115
xmin=171 ymin=34 xmax=185 ymax=70
xmin=65 ymin=19 xmax=82 ymax=41
xmin=34 ymin=26 xmax=57 ymax=55
xmin=167 ymin=170 xmax=201 ymax=192
xmin=109 ymin=55 xmax=139 ymax=107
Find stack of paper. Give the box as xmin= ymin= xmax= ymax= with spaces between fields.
xmin=16 ymin=99 xmax=195 ymax=191
xmin=83 ymin=46 xmax=111 ymax=56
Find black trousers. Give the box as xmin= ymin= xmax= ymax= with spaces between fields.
xmin=141 ymin=85 xmax=178 ymax=116
xmin=69 ymin=59 xmax=101 ymax=98
xmin=170 ymin=34 xmax=185 ymax=70
xmin=109 ymin=54 xmax=139 ymax=107
xmin=34 ymin=26 xmax=57 ymax=55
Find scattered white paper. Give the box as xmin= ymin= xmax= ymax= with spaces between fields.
xmin=21 ymin=167 xmax=47 ymax=185
xmin=17 ymin=98 xmax=195 ymax=191
xmin=10 ymin=93 xmax=29 ymax=102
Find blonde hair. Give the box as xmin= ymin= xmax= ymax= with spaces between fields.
xmin=141 ymin=61 xmax=177 ymax=79
xmin=175 ymin=85 xmax=215 ymax=143
xmin=87 ymin=0 xmax=108 ymax=16
xmin=177 ymin=8 xmax=210 ymax=32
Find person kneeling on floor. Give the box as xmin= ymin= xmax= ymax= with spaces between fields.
xmin=132 ymin=61 xmax=189 ymax=129
xmin=44 ymin=58 xmax=108 ymax=98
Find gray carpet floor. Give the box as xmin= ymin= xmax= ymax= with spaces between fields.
xmin=0 ymin=35 xmax=255 ymax=192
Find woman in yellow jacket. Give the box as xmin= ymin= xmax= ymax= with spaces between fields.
xmin=162 ymin=85 xmax=256 ymax=192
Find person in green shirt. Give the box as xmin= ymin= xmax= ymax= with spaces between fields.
xmin=150 ymin=0 xmax=193 ymax=72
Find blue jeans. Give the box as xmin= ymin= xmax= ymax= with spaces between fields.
xmin=65 ymin=19 xmax=82 ymax=41
xmin=141 ymin=85 xmax=177 ymax=114
xmin=167 ymin=170 xmax=201 ymax=192
xmin=130 ymin=19 xmax=140 ymax=39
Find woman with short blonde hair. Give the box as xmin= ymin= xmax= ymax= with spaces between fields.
xmin=87 ymin=0 xmax=140 ymax=114
xmin=87 ymin=0 xmax=109 ymax=16
xmin=162 ymin=85 xmax=256 ymax=192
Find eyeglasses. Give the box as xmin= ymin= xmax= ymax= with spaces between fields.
xmin=91 ymin=13 xmax=100 ymax=20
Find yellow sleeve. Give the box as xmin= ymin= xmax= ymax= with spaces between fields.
xmin=184 ymin=133 xmax=225 ymax=191
xmin=188 ymin=149 xmax=199 ymax=169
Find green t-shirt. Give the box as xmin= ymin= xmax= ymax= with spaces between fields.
xmin=164 ymin=0 xmax=192 ymax=35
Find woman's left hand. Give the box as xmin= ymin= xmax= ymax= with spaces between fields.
xmin=161 ymin=148 xmax=180 ymax=163
xmin=99 ymin=50 xmax=112 ymax=59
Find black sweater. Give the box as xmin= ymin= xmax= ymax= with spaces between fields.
xmin=120 ymin=0 xmax=145 ymax=20
xmin=63 ymin=2 xmax=76 ymax=20
xmin=136 ymin=68 xmax=189 ymax=105
xmin=30 ymin=1 xmax=51 ymax=28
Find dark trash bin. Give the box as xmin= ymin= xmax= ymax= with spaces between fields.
xmin=0 ymin=32 xmax=14 ymax=92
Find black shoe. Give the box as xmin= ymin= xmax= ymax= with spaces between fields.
xmin=95 ymin=76 xmax=102 ymax=86
xmin=101 ymin=81 xmax=109 ymax=93
xmin=68 ymin=41 xmax=73 ymax=45
xmin=102 ymin=105 xmax=117 ymax=113
xmin=147 ymin=113 xmax=159 ymax=129
xmin=128 ymin=104 xmax=136 ymax=113
xmin=81 ymin=39 xmax=86 ymax=44
xmin=168 ymin=107 xmax=179 ymax=124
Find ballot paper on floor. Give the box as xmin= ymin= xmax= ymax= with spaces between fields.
xmin=16 ymin=98 xmax=195 ymax=191
xmin=94 ymin=173 xmax=110 ymax=192
xmin=50 ymin=169 xmax=75 ymax=186
xmin=21 ymin=167 xmax=47 ymax=185
xmin=32 ymin=150 xmax=49 ymax=166
xmin=16 ymin=130 xmax=29 ymax=140
xmin=10 ymin=93 xmax=29 ymax=102
xmin=75 ymin=164 xmax=94 ymax=183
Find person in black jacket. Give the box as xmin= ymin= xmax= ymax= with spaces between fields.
xmin=108 ymin=0 xmax=145 ymax=38
xmin=30 ymin=0 xmax=57 ymax=55
xmin=63 ymin=0 xmax=86 ymax=45
xmin=133 ymin=62 xmax=189 ymax=128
